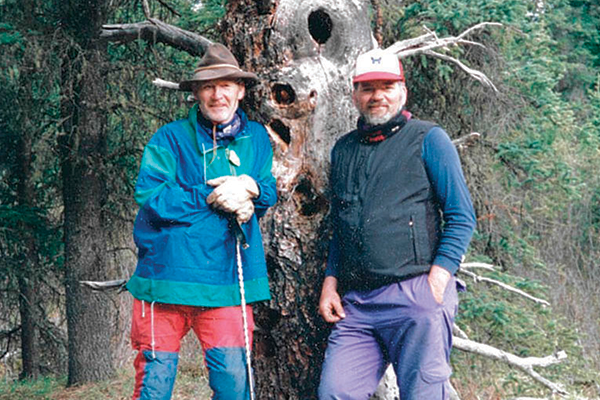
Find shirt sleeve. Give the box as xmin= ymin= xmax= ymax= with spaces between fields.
xmin=134 ymin=126 xmax=213 ymax=226
xmin=325 ymin=231 xmax=340 ymax=277
xmin=325 ymin=144 xmax=340 ymax=278
xmin=422 ymin=127 xmax=476 ymax=275
xmin=249 ymin=123 xmax=277 ymax=218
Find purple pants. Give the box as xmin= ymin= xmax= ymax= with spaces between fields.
xmin=318 ymin=274 xmax=458 ymax=400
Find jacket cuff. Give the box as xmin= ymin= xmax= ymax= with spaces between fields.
xmin=254 ymin=180 xmax=267 ymax=204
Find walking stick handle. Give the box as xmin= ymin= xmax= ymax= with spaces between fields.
xmin=229 ymin=216 xmax=249 ymax=249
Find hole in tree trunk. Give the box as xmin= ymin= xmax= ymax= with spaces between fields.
xmin=308 ymin=9 xmax=333 ymax=45
xmin=272 ymin=83 xmax=296 ymax=105
xmin=269 ymin=119 xmax=291 ymax=145
xmin=294 ymin=175 xmax=328 ymax=217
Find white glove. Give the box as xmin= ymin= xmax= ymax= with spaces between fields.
xmin=235 ymin=200 xmax=255 ymax=224
xmin=206 ymin=175 xmax=259 ymax=214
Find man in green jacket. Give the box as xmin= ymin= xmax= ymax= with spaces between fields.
xmin=127 ymin=43 xmax=277 ymax=400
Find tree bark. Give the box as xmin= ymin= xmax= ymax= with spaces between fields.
xmin=58 ymin=0 xmax=114 ymax=384
xmin=14 ymin=61 xmax=40 ymax=380
xmin=221 ymin=0 xmax=374 ymax=397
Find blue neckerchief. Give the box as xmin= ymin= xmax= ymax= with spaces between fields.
xmin=197 ymin=109 xmax=243 ymax=145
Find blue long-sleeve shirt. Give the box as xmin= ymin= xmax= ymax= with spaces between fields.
xmin=326 ymin=125 xmax=476 ymax=278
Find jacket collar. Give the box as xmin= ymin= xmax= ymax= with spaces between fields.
xmin=187 ymin=104 xmax=249 ymax=153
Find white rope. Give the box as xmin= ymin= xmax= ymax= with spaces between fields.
xmin=150 ymin=301 xmax=156 ymax=359
xmin=236 ymin=239 xmax=255 ymax=400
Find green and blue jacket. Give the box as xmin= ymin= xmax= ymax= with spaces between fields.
xmin=127 ymin=105 xmax=277 ymax=307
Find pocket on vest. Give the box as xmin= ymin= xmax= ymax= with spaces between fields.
xmin=363 ymin=215 xmax=416 ymax=270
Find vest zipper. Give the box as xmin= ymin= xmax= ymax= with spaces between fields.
xmin=409 ymin=216 xmax=418 ymax=262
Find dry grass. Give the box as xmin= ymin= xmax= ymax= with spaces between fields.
xmin=1 ymin=366 xmax=211 ymax=400
xmin=1 ymin=340 xmax=212 ymax=400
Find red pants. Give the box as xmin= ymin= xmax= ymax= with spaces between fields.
xmin=131 ymin=299 xmax=254 ymax=400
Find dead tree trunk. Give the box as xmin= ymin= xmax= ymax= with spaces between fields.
xmin=221 ymin=0 xmax=374 ymax=398
xmin=59 ymin=0 xmax=115 ymax=384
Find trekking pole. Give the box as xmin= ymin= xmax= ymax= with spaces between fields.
xmin=231 ymin=218 xmax=256 ymax=400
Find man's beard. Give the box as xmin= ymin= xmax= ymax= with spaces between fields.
xmin=361 ymin=110 xmax=395 ymax=127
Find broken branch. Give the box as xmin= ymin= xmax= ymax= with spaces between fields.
xmin=101 ymin=19 xmax=212 ymax=56
xmin=453 ymin=337 xmax=568 ymax=395
xmin=458 ymin=268 xmax=550 ymax=306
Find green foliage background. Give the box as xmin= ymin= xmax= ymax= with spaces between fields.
xmin=1 ymin=0 xmax=600 ymax=398
xmin=379 ymin=0 xmax=600 ymax=396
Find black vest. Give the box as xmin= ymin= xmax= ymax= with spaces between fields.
xmin=331 ymin=118 xmax=441 ymax=292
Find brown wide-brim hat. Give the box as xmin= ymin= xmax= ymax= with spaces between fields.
xmin=179 ymin=43 xmax=258 ymax=92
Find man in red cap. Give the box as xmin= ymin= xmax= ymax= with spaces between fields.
xmin=318 ymin=48 xmax=476 ymax=399
xmin=127 ymin=43 xmax=277 ymax=400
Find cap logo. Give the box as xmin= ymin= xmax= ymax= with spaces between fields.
xmin=371 ymin=57 xmax=382 ymax=64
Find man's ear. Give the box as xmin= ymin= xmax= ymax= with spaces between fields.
xmin=237 ymin=83 xmax=246 ymax=100
xmin=191 ymin=84 xmax=200 ymax=102
xmin=351 ymin=87 xmax=359 ymax=107
xmin=399 ymin=83 xmax=408 ymax=107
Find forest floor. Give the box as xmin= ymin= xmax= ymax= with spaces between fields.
xmin=0 ymin=363 xmax=212 ymax=400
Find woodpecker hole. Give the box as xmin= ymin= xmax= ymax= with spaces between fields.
xmin=269 ymin=119 xmax=291 ymax=145
xmin=272 ymin=83 xmax=296 ymax=106
xmin=308 ymin=9 xmax=333 ymax=45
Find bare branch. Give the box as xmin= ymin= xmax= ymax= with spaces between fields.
xmin=425 ymin=50 xmax=498 ymax=91
xmin=457 ymin=22 xmax=503 ymax=41
xmin=460 ymin=261 xmax=496 ymax=271
xmin=458 ymin=39 xmax=487 ymax=49
xmin=388 ymin=32 xmax=489 ymax=58
xmin=152 ymin=78 xmax=195 ymax=102
xmin=153 ymin=78 xmax=181 ymax=90
xmin=453 ymin=337 xmax=568 ymax=395
xmin=452 ymin=132 xmax=481 ymax=149
xmin=101 ymin=19 xmax=212 ymax=57
xmin=142 ymin=0 xmax=151 ymax=19
xmin=388 ymin=33 xmax=436 ymax=52
xmin=156 ymin=0 xmax=181 ymax=16
xmin=453 ymin=323 xmax=469 ymax=339
xmin=385 ymin=22 xmax=502 ymax=91
xmin=458 ymin=268 xmax=550 ymax=306
xmin=80 ymin=279 xmax=128 ymax=292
